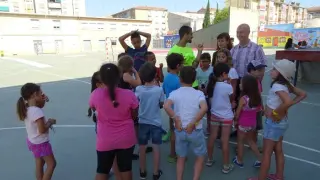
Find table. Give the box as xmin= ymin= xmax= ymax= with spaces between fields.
xmin=275 ymin=49 xmax=320 ymax=86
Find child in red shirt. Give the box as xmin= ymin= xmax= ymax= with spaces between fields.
xmin=145 ymin=51 xmax=164 ymax=85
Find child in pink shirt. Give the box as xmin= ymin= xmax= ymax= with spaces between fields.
xmin=89 ymin=63 xmax=139 ymax=180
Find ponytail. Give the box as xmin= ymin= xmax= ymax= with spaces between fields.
xmin=108 ymin=83 xmax=119 ymax=108
xmin=207 ymin=73 xmax=218 ymax=98
xmin=17 ymin=97 xmax=27 ymax=121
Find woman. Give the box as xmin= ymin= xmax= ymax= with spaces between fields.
xmin=212 ymin=32 xmax=233 ymax=66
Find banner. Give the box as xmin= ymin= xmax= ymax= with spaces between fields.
xmin=292 ymin=28 xmax=320 ymax=48
xmin=163 ymin=35 xmax=179 ymax=48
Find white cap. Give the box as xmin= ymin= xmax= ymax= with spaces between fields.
xmin=273 ymin=59 xmax=296 ymax=81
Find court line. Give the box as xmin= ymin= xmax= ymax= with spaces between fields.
xmin=1 ymin=57 xmax=52 ymax=68
xmin=0 ymin=125 xmax=319 ymax=168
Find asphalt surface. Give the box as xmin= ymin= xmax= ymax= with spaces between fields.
xmin=0 ymin=50 xmax=320 ymax=180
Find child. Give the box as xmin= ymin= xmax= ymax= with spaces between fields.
xmin=164 ymin=66 xmax=208 ymax=180
xmin=118 ymin=52 xmax=127 ymax=60
xmin=211 ymin=32 xmax=233 ymax=66
xmin=119 ymin=30 xmax=151 ymax=71
xmin=206 ymin=63 xmax=234 ymax=174
xmin=249 ymin=60 xmax=306 ymax=180
xmin=136 ymin=62 xmax=165 ymax=180
xmin=89 ymin=63 xmax=139 ymax=180
xmin=145 ymin=51 xmax=164 ymax=85
xmin=17 ymin=83 xmax=57 ymax=180
xmin=162 ymin=53 xmax=184 ymax=163
xmin=247 ymin=62 xmax=267 ymax=152
xmin=232 ymin=75 xmax=262 ymax=168
xmin=196 ymin=53 xmax=213 ymax=137
xmin=118 ymin=55 xmax=142 ymax=90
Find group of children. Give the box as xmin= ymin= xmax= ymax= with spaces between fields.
xmin=16 ymin=29 xmax=307 ymax=180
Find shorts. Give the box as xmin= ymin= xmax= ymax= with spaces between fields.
xmin=138 ymin=124 xmax=164 ymax=145
xmin=210 ymin=114 xmax=233 ymax=126
xmin=175 ymin=129 xmax=207 ymax=157
xmin=238 ymin=125 xmax=256 ymax=132
xmin=256 ymin=111 xmax=263 ymax=130
xmin=27 ymin=139 xmax=53 ymax=158
xmin=96 ymin=146 xmax=134 ymax=174
xmin=263 ymin=118 xmax=288 ymax=141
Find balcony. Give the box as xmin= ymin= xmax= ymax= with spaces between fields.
xmin=48 ymin=2 xmax=61 ymax=9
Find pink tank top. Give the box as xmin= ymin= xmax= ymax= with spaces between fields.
xmin=238 ymin=96 xmax=258 ymax=127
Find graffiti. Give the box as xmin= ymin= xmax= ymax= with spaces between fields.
xmin=292 ymin=28 xmax=320 ymax=47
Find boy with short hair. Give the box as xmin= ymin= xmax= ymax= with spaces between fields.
xmin=164 ymin=66 xmax=208 ymax=180
xmin=136 ymin=62 xmax=165 ymax=180
xmin=145 ymin=51 xmax=164 ymax=85
xmin=247 ymin=62 xmax=267 ymax=151
xmin=162 ymin=53 xmax=184 ymax=163
xmin=118 ymin=30 xmax=151 ymax=71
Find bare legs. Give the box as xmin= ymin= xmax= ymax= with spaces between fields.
xmin=36 ymin=154 xmax=56 ymax=180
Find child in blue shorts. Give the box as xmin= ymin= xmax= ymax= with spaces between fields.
xmin=164 ymin=66 xmax=208 ymax=180
xmin=136 ymin=62 xmax=165 ymax=180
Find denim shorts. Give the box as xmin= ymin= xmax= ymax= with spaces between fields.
xmin=175 ymin=129 xmax=207 ymax=157
xmin=263 ymin=118 xmax=289 ymax=141
xmin=138 ymin=124 xmax=164 ymax=145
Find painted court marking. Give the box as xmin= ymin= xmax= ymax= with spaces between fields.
xmin=0 ymin=125 xmax=319 ymax=168
xmin=1 ymin=57 xmax=52 ymax=68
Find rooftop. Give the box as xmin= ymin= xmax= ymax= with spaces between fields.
xmin=111 ymin=6 xmax=168 ymax=17
xmin=307 ymin=6 xmax=320 ymax=13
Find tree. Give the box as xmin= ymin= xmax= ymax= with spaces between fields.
xmin=213 ymin=7 xmax=229 ymax=24
xmin=203 ymin=0 xmax=211 ymax=28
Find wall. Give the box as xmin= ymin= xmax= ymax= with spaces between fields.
xmin=0 ymin=14 xmax=152 ymax=55
xmin=192 ymin=19 xmax=229 ymax=49
xmin=229 ymin=6 xmax=259 ymax=44
xmin=168 ymin=13 xmax=193 ymax=32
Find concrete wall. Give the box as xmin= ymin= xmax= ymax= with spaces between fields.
xmin=192 ymin=19 xmax=230 ymax=49
xmin=0 ymin=14 xmax=152 ymax=55
xmin=229 ymin=6 xmax=259 ymax=45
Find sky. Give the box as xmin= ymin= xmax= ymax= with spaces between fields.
xmin=85 ymin=0 xmax=318 ymax=17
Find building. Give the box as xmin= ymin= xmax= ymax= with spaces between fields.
xmin=0 ymin=12 xmax=152 ymax=55
xmin=111 ymin=6 xmax=168 ymax=39
xmin=307 ymin=6 xmax=320 ymax=19
xmin=0 ymin=0 xmax=86 ymax=16
xmin=225 ymin=0 xmax=308 ymax=25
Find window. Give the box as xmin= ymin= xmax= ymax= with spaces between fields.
xmin=111 ymin=40 xmax=117 ymax=45
xmin=30 ymin=19 xmax=40 ymax=29
xmin=53 ymin=20 xmax=61 ymax=29
xmin=97 ymin=23 xmax=104 ymax=30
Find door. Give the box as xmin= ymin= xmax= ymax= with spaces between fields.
xmin=83 ymin=40 xmax=92 ymax=52
xmin=273 ymin=37 xmax=279 ymax=47
xmin=33 ymin=40 xmax=43 ymax=55
xmin=55 ymin=40 xmax=63 ymax=54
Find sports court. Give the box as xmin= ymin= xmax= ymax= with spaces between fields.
xmin=0 ymin=50 xmax=320 ymax=180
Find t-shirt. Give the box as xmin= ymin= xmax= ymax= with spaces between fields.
xmin=257 ymin=79 xmax=263 ymax=93
xmin=127 ymin=44 xmax=148 ymax=71
xmin=168 ymin=87 xmax=206 ymax=129
xmin=135 ymin=85 xmax=165 ymax=127
xmin=89 ymin=87 xmax=139 ymax=151
xmin=266 ymin=83 xmax=289 ymax=110
xmin=228 ymin=68 xmax=239 ymax=80
xmin=196 ymin=66 xmax=213 ymax=87
xmin=25 ymin=106 xmax=49 ymax=144
xmin=210 ymin=82 xmax=234 ymax=119
xmin=168 ymin=45 xmax=198 ymax=87
xmin=163 ymin=73 xmax=180 ymax=98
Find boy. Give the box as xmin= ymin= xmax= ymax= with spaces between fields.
xmin=196 ymin=53 xmax=213 ymax=137
xmin=162 ymin=53 xmax=184 ymax=163
xmin=136 ymin=62 xmax=164 ymax=180
xmin=118 ymin=30 xmax=151 ymax=71
xmin=145 ymin=51 xmax=164 ymax=85
xmin=164 ymin=66 xmax=208 ymax=180
xmin=247 ymin=62 xmax=267 ymax=152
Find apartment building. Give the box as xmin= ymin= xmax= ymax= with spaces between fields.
xmin=0 ymin=12 xmax=152 ymax=55
xmin=111 ymin=6 xmax=168 ymax=39
xmin=0 ymin=0 xmax=85 ymax=16
xmin=225 ymin=0 xmax=308 ymax=25
xmin=307 ymin=6 xmax=320 ymax=19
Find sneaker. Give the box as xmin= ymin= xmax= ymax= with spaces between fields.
xmin=140 ymin=170 xmax=147 ymax=180
xmin=162 ymin=131 xmax=171 ymax=142
xmin=132 ymin=154 xmax=139 ymax=160
xmin=253 ymin=160 xmax=261 ymax=168
xmin=153 ymin=170 xmax=163 ymax=180
xmin=205 ymin=159 xmax=215 ymax=167
xmin=167 ymin=155 xmax=177 ymax=163
xmin=232 ymin=156 xmax=244 ymax=168
xmin=222 ymin=164 xmax=234 ymax=174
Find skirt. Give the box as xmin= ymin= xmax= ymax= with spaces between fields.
xmin=27 ymin=139 xmax=53 ymax=158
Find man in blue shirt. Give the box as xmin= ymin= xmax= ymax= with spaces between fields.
xmin=118 ymin=30 xmax=151 ymax=71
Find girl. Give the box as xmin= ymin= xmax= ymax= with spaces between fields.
xmin=249 ymin=60 xmax=306 ymax=180
xmin=232 ymin=75 xmax=262 ymax=168
xmin=206 ymin=63 xmax=234 ymax=174
xmin=90 ymin=63 xmax=139 ymax=180
xmin=118 ymin=55 xmax=142 ymax=90
xmin=17 ymin=83 xmax=57 ymax=180
xmin=145 ymin=51 xmax=164 ymax=85
xmin=212 ymin=32 xmax=233 ymax=66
